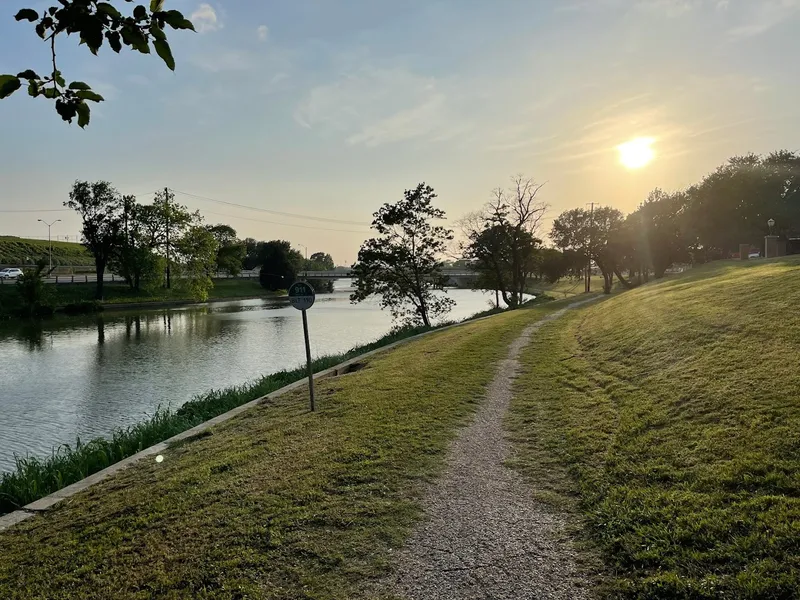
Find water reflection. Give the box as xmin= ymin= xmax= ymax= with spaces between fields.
xmin=0 ymin=285 xmax=513 ymax=470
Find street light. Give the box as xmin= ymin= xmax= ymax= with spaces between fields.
xmin=768 ymin=218 xmax=775 ymax=235
xmin=37 ymin=218 xmax=61 ymax=274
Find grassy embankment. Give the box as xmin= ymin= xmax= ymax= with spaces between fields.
xmin=0 ymin=299 xmax=543 ymax=516
xmin=0 ymin=301 xmax=563 ymax=599
xmin=0 ymin=236 xmax=93 ymax=268
xmin=508 ymin=257 xmax=800 ymax=599
xmin=0 ymin=278 xmax=272 ymax=311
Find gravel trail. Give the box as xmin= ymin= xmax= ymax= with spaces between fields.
xmin=386 ymin=302 xmax=596 ymax=600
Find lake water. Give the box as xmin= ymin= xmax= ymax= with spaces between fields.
xmin=0 ymin=282 xmax=509 ymax=471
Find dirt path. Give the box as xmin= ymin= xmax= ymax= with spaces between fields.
xmin=386 ymin=302 xmax=596 ymax=600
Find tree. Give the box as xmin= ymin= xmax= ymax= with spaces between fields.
xmin=111 ymin=195 xmax=164 ymax=292
xmin=243 ymin=238 xmax=260 ymax=270
xmin=461 ymin=176 xmax=547 ymax=307
xmin=206 ymin=224 xmax=245 ymax=276
xmin=15 ymin=260 xmax=54 ymax=317
xmin=536 ymin=248 xmax=570 ymax=284
xmin=140 ymin=189 xmax=199 ymax=288
xmin=1 ymin=1 xmax=195 ymax=127
xmin=175 ymin=226 xmax=218 ymax=301
xmin=258 ymin=241 xmax=300 ymax=291
xmin=307 ymin=252 xmax=335 ymax=271
xmin=351 ymin=183 xmax=454 ymax=328
xmin=685 ymin=152 xmax=800 ymax=257
xmin=629 ymin=189 xmax=690 ymax=279
xmin=551 ymin=206 xmax=627 ymax=294
xmin=65 ymin=180 xmax=122 ymax=299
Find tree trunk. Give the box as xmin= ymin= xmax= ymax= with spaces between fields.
xmin=613 ymin=268 xmax=634 ymax=289
xmin=96 ymin=260 xmax=106 ymax=300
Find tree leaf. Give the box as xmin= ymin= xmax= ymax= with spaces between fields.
xmin=150 ymin=22 xmax=166 ymax=41
xmin=0 ymin=75 xmax=22 ymax=99
xmin=150 ymin=0 xmax=166 ymax=12
xmin=14 ymin=9 xmax=38 ymax=22
xmin=96 ymin=3 xmax=122 ymax=20
xmin=76 ymin=90 xmax=105 ymax=102
xmin=55 ymin=99 xmax=77 ymax=123
xmin=133 ymin=5 xmax=147 ymax=21
xmin=28 ymin=80 xmax=39 ymax=97
xmin=16 ymin=69 xmax=39 ymax=80
xmin=153 ymin=39 xmax=175 ymax=71
xmin=68 ymin=81 xmax=92 ymax=91
xmin=105 ymin=30 xmax=122 ymax=53
xmin=121 ymin=24 xmax=150 ymax=54
xmin=162 ymin=10 xmax=196 ymax=31
xmin=42 ymin=87 xmax=60 ymax=99
xmin=76 ymin=102 xmax=91 ymax=128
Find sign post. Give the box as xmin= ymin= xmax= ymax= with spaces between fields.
xmin=288 ymin=281 xmax=316 ymax=411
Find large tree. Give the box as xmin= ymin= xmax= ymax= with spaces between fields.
xmin=461 ymin=176 xmax=547 ymax=307
xmin=139 ymin=189 xmax=199 ymax=288
xmin=551 ymin=206 xmax=628 ymax=294
xmin=206 ymin=224 xmax=245 ymax=276
xmin=111 ymin=194 xmax=164 ymax=292
xmin=258 ymin=241 xmax=301 ymax=292
xmin=175 ymin=226 xmax=218 ymax=301
xmin=685 ymin=152 xmax=800 ymax=258
xmin=65 ymin=180 xmax=122 ymax=299
xmin=306 ymin=252 xmax=335 ymax=271
xmin=1 ymin=1 xmax=194 ymax=126
xmin=351 ymin=183 xmax=454 ymax=328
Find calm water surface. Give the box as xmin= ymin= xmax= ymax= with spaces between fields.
xmin=0 ymin=282 xmax=510 ymax=471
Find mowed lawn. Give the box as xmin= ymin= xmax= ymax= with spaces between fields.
xmin=508 ymin=257 xmax=800 ymax=599
xmin=0 ymin=304 xmax=560 ymax=600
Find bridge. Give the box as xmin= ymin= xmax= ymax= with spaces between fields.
xmin=299 ymin=268 xmax=478 ymax=287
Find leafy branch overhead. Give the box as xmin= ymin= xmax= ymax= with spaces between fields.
xmin=0 ymin=1 xmax=195 ymax=127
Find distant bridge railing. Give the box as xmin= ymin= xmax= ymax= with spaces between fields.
xmin=298 ymin=269 xmax=477 ymax=279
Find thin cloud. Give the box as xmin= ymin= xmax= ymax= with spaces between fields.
xmin=191 ymin=3 xmax=220 ymax=33
xmin=257 ymin=25 xmax=269 ymax=42
xmin=728 ymin=0 xmax=800 ymax=37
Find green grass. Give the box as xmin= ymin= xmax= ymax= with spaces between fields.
xmin=0 ymin=236 xmax=93 ymax=267
xmin=529 ymin=275 xmax=607 ymax=298
xmin=0 ymin=304 xmax=559 ymax=599
xmin=507 ymin=257 xmax=800 ymax=599
xmin=0 ymin=320 xmax=442 ymax=515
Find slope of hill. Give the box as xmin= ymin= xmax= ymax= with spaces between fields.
xmin=510 ymin=257 xmax=800 ymax=598
xmin=0 ymin=236 xmax=93 ymax=267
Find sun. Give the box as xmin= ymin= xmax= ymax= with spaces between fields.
xmin=617 ymin=137 xmax=655 ymax=169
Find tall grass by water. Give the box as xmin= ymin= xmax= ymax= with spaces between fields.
xmin=0 ymin=309 xmax=508 ymax=515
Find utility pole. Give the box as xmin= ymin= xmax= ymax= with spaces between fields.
xmin=164 ymin=187 xmax=172 ymax=289
xmin=38 ymin=218 xmax=61 ymax=274
xmin=585 ymin=202 xmax=595 ymax=293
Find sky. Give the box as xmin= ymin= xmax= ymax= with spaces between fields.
xmin=1 ymin=0 xmax=800 ymax=265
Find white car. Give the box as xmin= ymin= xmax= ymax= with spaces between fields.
xmin=0 ymin=268 xmax=23 ymax=279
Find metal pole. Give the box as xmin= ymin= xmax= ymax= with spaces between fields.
xmin=302 ymin=309 xmax=315 ymax=411
xmin=48 ymin=224 xmax=52 ymax=273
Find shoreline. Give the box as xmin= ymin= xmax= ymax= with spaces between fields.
xmin=99 ymin=293 xmax=289 ymax=312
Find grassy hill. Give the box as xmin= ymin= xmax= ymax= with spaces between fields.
xmin=510 ymin=257 xmax=800 ymax=598
xmin=0 ymin=236 xmax=93 ymax=268
xmin=1 ymin=259 xmax=798 ymax=598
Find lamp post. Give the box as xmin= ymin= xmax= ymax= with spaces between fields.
xmin=38 ymin=219 xmax=61 ymax=274
xmin=297 ymin=243 xmax=309 ymax=278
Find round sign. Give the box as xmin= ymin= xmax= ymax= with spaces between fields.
xmin=288 ymin=281 xmax=315 ymax=311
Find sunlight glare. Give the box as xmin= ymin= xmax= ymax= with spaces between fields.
xmin=617 ymin=137 xmax=655 ymax=169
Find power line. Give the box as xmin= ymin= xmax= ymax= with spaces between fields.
xmin=169 ymin=188 xmax=371 ymax=226
xmin=0 ymin=208 xmax=71 ymax=213
xmin=199 ymin=208 xmax=370 ymax=234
